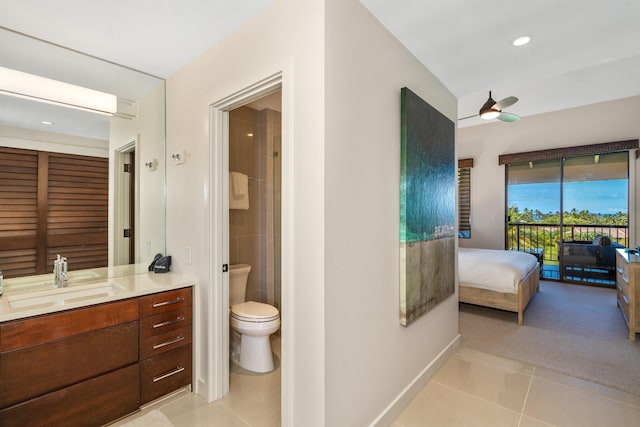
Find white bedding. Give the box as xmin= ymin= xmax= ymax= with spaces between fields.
xmin=459 ymin=248 xmax=538 ymax=294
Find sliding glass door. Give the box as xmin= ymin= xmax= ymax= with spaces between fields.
xmin=506 ymin=152 xmax=629 ymax=286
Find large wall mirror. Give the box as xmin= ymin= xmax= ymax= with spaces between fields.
xmin=0 ymin=27 xmax=165 ymax=289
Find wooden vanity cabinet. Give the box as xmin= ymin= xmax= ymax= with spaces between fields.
xmin=0 ymin=299 xmax=140 ymax=426
xmin=0 ymin=285 xmax=194 ymax=426
xmin=139 ymin=287 xmax=193 ymax=404
xmin=616 ymin=250 xmax=640 ymax=341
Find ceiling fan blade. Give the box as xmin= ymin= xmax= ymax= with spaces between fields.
xmin=458 ymin=114 xmax=478 ymax=121
xmin=497 ymin=111 xmax=520 ymax=122
xmin=495 ymin=96 xmax=518 ymax=110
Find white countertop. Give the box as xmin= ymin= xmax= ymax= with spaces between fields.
xmin=0 ymin=272 xmax=198 ymax=323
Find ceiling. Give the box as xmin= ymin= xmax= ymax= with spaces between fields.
xmin=1 ymin=0 xmax=639 ymax=130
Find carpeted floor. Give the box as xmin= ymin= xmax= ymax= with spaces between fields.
xmin=459 ymin=280 xmax=640 ymax=396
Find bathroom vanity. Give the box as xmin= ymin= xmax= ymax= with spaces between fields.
xmin=0 ymin=272 xmax=196 ymax=426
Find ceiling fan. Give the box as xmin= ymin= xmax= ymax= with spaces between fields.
xmin=459 ymin=91 xmax=520 ymax=123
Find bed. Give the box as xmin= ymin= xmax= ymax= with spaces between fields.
xmin=458 ymin=247 xmax=540 ymax=325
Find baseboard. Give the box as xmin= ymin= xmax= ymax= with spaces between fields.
xmin=368 ymin=334 xmax=461 ymax=427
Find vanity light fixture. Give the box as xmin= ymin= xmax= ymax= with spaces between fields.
xmin=0 ymin=66 xmax=137 ymax=119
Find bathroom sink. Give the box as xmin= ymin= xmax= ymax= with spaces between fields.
xmin=7 ymin=282 xmax=126 ymax=310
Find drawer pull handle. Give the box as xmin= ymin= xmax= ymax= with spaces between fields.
xmin=622 ymin=274 xmax=629 ymax=284
xmin=153 ymin=335 xmax=185 ymax=349
xmin=154 ymin=316 xmax=186 ymax=328
xmin=623 ymin=295 xmax=629 ymax=305
xmin=617 ymin=266 xmax=623 ymax=273
xmin=153 ymin=366 xmax=185 ymax=383
xmin=152 ymin=297 xmax=185 ymax=308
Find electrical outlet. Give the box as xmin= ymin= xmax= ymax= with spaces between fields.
xmin=185 ymin=247 xmax=192 ymax=265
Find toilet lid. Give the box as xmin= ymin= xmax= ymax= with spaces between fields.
xmin=231 ymin=301 xmax=279 ymax=320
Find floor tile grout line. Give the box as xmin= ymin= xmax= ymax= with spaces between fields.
xmin=218 ymin=401 xmax=253 ymax=427
xmin=462 ymin=347 xmax=640 ymax=410
xmin=517 ymin=366 xmax=536 ymax=427
xmin=432 ymin=380 xmax=523 ymax=417
xmin=457 ymin=348 xmax=536 ymax=376
xmin=531 ymin=371 xmax=640 ymax=410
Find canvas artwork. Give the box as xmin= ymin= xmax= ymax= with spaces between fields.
xmin=399 ymin=87 xmax=455 ymax=326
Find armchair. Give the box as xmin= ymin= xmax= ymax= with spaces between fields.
xmin=561 ymin=235 xmax=620 ymax=281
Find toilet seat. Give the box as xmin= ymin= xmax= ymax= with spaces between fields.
xmin=231 ymin=301 xmax=279 ymax=322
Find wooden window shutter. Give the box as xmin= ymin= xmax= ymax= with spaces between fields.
xmin=0 ymin=147 xmax=38 ymax=277
xmin=458 ymin=158 xmax=473 ymax=238
xmin=0 ymin=147 xmax=108 ymax=278
xmin=47 ymin=153 xmax=109 ymax=272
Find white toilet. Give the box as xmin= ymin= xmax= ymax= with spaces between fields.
xmin=229 ymin=264 xmax=280 ymax=373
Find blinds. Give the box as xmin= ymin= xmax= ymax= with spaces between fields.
xmin=47 ymin=152 xmax=109 ymax=272
xmin=498 ymin=139 xmax=638 ymax=165
xmin=0 ymin=147 xmax=38 ymax=277
xmin=458 ymin=158 xmax=473 ymax=238
xmin=0 ymin=147 xmax=108 ymax=278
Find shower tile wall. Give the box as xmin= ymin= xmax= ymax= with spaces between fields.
xmin=229 ymin=106 xmax=281 ymax=306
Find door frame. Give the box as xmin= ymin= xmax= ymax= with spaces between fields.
xmin=113 ymin=138 xmax=138 ymax=265
xmin=208 ymin=71 xmax=292 ymax=422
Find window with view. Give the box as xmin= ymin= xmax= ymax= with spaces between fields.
xmin=501 ymin=141 xmax=636 ymax=287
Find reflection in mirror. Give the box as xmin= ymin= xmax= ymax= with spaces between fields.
xmin=0 ymin=27 xmax=165 ymax=290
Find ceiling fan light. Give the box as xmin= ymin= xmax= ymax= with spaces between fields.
xmin=512 ymin=35 xmax=531 ymax=47
xmin=480 ymin=109 xmax=500 ymax=120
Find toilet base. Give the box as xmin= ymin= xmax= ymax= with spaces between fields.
xmin=239 ymin=334 xmax=275 ymax=373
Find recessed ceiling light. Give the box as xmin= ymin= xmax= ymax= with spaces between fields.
xmin=512 ymin=35 xmax=531 ymax=47
xmin=41 ymin=120 xmax=54 ymax=125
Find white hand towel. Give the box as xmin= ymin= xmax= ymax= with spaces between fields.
xmin=229 ymin=171 xmax=249 ymax=210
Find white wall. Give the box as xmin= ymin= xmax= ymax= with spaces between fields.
xmin=165 ymin=0 xmax=325 ymax=424
xmin=324 ymin=1 xmax=459 ymax=425
xmin=109 ymin=80 xmax=166 ymax=265
xmin=166 ymin=0 xmax=460 ymax=424
xmin=458 ymin=95 xmax=640 ymax=250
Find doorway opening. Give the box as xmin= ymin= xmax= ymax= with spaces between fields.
xmin=208 ymin=72 xmax=288 ymax=423
xmin=226 ymin=89 xmax=282 ymax=421
xmin=114 ymin=140 xmax=137 ymax=265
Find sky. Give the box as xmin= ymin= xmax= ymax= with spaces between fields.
xmin=508 ymin=179 xmax=628 ymax=215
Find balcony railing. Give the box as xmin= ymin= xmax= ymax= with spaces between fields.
xmin=507 ymin=223 xmax=628 ymax=286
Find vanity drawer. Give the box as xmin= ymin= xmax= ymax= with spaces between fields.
xmin=0 ymin=363 xmax=140 ymax=427
xmin=140 ymin=344 xmax=192 ymax=404
xmin=0 ymin=321 xmax=139 ymax=409
xmin=140 ymin=325 xmax=192 ymax=359
xmin=0 ymin=298 xmax=138 ymax=351
xmin=140 ymin=307 xmax=192 ymax=338
xmin=139 ymin=287 xmax=192 ymax=317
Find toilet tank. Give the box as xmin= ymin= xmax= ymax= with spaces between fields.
xmin=229 ymin=264 xmax=251 ymax=306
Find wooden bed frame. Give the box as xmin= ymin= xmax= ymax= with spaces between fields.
xmin=459 ymin=263 xmax=540 ymax=325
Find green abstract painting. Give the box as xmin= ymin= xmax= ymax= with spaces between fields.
xmin=400 ymin=87 xmax=455 ymax=326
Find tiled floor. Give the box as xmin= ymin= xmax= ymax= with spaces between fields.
xmin=111 ymin=335 xmax=281 ymax=427
xmin=393 ymin=347 xmax=640 ymax=427
xmin=113 ymin=341 xmax=639 ymax=426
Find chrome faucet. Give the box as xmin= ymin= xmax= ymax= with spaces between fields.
xmin=54 ymin=254 xmax=68 ymax=288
